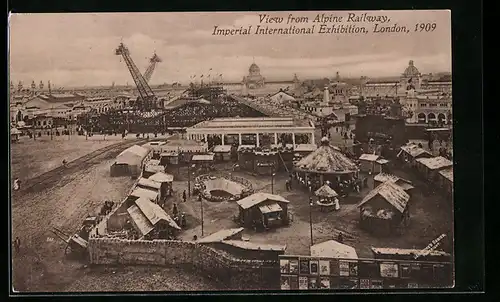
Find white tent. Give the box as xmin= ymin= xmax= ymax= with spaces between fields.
xmin=310 ymin=240 xmax=358 ymax=259
xmin=114 ymin=145 xmax=150 ymax=176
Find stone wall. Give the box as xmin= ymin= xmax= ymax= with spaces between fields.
xmin=88 ymin=238 xmax=280 ymax=290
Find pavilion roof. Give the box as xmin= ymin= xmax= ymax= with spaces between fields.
xmin=295 ymin=138 xmax=358 ymax=174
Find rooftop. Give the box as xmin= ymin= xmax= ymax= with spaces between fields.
xmin=148 ymin=172 xmax=174 ymax=183
xmin=190 ymin=117 xmax=313 ymax=129
xmin=439 ymin=167 xmax=453 ymax=182
xmin=133 ymin=197 xmax=180 ymax=230
xmin=130 ymin=187 xmax=159 ymax=201
xmin=236 ymin=192 xmax=290 ymax=210
xmin=416 ymin=156 xmax=453 ymax=170
xmin=310 ymin=240 xmax=358 ymax=259
xmin=198 ymin=228 xmax=244 ymax=244
xmin=314 ymin=184 xmax=338 ymax=198
xmin=222 ymin=240 xmax=286 ymax=252
xmin=400 ymin=143 xmax=432 ymax=158
xmin=358 ymin=181 xmax=410 ymax=213
xmin=359 ymin=154 xmax=380 ymax=162
xmin=295 ymin=138 xmax=358 ymax=174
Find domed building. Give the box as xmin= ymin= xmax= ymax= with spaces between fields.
xmin=400 ymin=60 xmax=422 ymax=90
xmin=242 ymin=62 xmax=265 ymax=89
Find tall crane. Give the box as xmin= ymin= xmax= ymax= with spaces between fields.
xmin=144 ymin=52 xmax=162 ymax=83
xmin=115 ymin=42 xmax=157 ymax=111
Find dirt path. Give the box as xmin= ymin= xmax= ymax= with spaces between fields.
xmin=11 ymin=138 xmax=221 ymax=292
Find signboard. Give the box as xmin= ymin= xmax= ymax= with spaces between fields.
xmin=279 ymin=255 xmax=452 ymax=290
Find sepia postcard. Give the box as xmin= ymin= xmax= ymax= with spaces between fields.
xmin=9 ymin=10 xmax=454 ymax=293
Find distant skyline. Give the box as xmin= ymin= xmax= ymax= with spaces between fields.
xmin=9 ymin=11 xmax=451 ymax=87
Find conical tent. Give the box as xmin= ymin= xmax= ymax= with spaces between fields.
xmin=295 ymin=137 xmax=358 ymax=174
xmin=314 ymin=184 xmax=338 ymax=198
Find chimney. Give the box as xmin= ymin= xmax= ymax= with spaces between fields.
xmin=323 ymin=86 xmax=330 ymax=105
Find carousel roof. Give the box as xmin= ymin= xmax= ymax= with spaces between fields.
xmin=314 ymin=184 xmax=339 ymax=198
xmin=295 ymin=137 xmax=358 ymax=174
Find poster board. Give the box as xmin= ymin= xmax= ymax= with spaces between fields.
xmin=279 ymin=255 xmax=452 ymax=290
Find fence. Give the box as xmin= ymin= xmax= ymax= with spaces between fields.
xmin=87 ymin=238 xmax=280 ymax=290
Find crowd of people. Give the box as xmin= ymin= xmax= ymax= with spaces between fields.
xmin=240 ymin=95 xmax=316 ymax=121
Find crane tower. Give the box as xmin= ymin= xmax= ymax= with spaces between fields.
xmin=115 ymin=42 xmax=157 ymax=111
xmin=144 ymin=52 xmax=162 ymax=83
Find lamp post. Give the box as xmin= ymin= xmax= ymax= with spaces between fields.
xmin=271 ymin=164 xmax=276 ymax=194
xmin=199 ymin=193 xmax=204 ymax=237
xmin=309 ymin=196 xmax=314 ymax=247
xmin=187 ymin=160 xmax=191 ymax=197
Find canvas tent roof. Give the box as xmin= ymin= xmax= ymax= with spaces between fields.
xmin=400 ymin=144 xmax=432 ymax=158
xmin=222 ymin=240 xmax=286 ymax=252
xmin=295 ymin=138 xmax=358 ymax=174
xmin=148 ymin=172 xmax=174 ymax=183
xmin=314 ymin=184 xmax=339 ymax=198
xmin=415 ymin=156 xmax=453 ymax=170
xmin=213 ymin=145 xmax=232 ymax=153
xmin=310 ymin=240 xmax=358 ymax=259
xmin=134 ymin=197 xmax=180 ymax=230
xmin=137 ymin=177 xmax=161 ymax=190
xmin=358 ymin=181 xmax=410 ymax=213
xmin=127 ymin=204 xmax=155 ymax=236
xmin=130 ymin=187 xmax=159 ymax=201
xmin=439 ymin=167 xmax=453 ymax=182
xmin=192 ymin=154 xmax=215 ymax=162
xmin=259 ymin=203 xmax=283 ymax=214
xmin=116 ymin=145 xmax=149 ymax=165
xmin=198 ymin=228 xmax=244 ymax=243
xmin=236 ymin=192 xmax=289 ymax=210
xmin=359 ymin=154 xmax=380 ymax=161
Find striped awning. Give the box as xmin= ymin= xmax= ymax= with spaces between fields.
xmin=259 ymin=203 xmax=282 ymax=214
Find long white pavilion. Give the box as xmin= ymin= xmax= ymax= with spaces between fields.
xmin=186 ymin=117 xmax=316 ymax=147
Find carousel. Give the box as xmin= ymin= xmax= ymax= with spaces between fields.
xmin=314 ymin=184 xmax=340 ymax=212
xmin=294 ymin=137 xmax=359 ymax=194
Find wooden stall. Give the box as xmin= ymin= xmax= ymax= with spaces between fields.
xmin=397 ymin=143 xmax=433 ymax=167
xmin=357 ymin=182 xmax=411 ymax=236
xmin=415 ymin=156 xmax=453 ymax=183
xmin=437 ymin=167 xmax=453 ymax=198
xmin=148 ymin=172 xmax=174 ymax=199
xmin=236 ymin=193 xmax=290 ymax=230
xmin=213 ymin=145 xmax=232 ymax=162
xmin=373 ymin=173 xmax=415 ymax=197
xmin=126 ymin=197 xmax=181 ymax=240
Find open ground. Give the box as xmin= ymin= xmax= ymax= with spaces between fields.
xmin=10 ymin=129 xmax=452 ymax=292
xmin=11 ymin=134 xmax=222 ymax=292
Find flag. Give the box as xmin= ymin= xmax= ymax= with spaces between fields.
xmin=219 ymin=74 xmax=222 ymax=76
xmin=200 ymin=75 xmax=204 ymax=78
xmin=408 ymin=77 xmax=413 ymax=83
xmin=209 ymin=68 xmax=213 ymax=71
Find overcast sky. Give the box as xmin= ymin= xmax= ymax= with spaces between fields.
xmin=9 ymin=10 xmax=451 ymax=87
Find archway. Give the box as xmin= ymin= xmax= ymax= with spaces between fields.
xmin=427 ymin=113 xmax=436 ymax=120
xmin=437 ymin=113 xmax=446 ymax=125
xmin=417 ymin=113 xmax=427 ymax=123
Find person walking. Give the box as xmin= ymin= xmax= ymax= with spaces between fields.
xmin=14 ymin=237 xmax=21 ymax=254
xmin=13 ymin=178 xmax=20 ymax=191
xmin=172 ymin=203 xmax=178 ymax=217
xmin=337 ymin=232 xmax=344 ymax=243
xmin=182 ymin=190 xmax=187 ymax=203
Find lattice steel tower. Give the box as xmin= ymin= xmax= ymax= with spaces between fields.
xmin=115 ymin=42 xmax=157 ymax=111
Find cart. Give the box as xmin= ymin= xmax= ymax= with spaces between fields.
xmin=51 ymin=227 xmax=89 ymax=257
